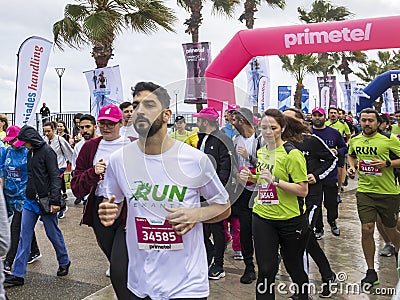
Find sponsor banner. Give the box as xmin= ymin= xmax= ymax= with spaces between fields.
xmin=353 ymin=85 xmax=369 ymax=115
xmin=278 ymin=86 xmax=292 ymax=111
xmin=301 ymin=89 xmax=309 ymax=114
xmin=182 ymin=42 xmax=211 ymax=104
xmin=246 ymin=56 xmax=270 ymax=108
xmin=84 ymin=65 xmax=123 ymax=120
xmin=257 ymin=76 xmax=269 ymax=114
xmin=14 ymin=36 xmax=52 ymax=126
xmin=317 ymin=75 xmax=337 ymax=109
xmin=339 ymin=81 xmax=356 ymax=113
xmin=382 ymin=88 xmax=395 ymax=114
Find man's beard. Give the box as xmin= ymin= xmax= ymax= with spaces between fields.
xmin=134 ymin=114 xmax=164 ymax=138
xmin=83 ymin=132 xmax=94 ymax=140
xmin=313 ymin=120 xmax=325 ymax=128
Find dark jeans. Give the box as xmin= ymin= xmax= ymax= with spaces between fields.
xmin=316 ymin=180 xmax=339 ymax=231
xmin=306 ymin=183 xmax=334 ymax=281
xmin=5 ymin=210 xmax=40 ymax=264
xmin=253 ymin=214 xmax=310 ymax=300
xmin=203 ymin=221 xmax=226 ymax=267
xmin=233 ymin=188 xmax=255 ymax=271
xmin=92 ymin=196 xmax=131 ymax=299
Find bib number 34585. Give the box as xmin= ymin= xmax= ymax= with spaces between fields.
xmin=135 ymin=217 xmax=184 ymax=250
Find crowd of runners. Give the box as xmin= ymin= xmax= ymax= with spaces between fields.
xmin=0 ymin=82 xmax=399 ymax=299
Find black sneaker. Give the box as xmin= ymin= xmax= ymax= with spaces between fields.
xmin=74 ymin=198 xmax=82 ymax=205
xmin=361 ymin=269 xmax=379 ymax=290
xmin=57 ymin=261 xmax=71 ymax=276
xmin=27 ymin=252 xmax=42 ymax=264
xmin=208 ymin=264 xmax=225 ymax=280
xmin=240 ymin=268 xmax=256 ymax=284
xmin=315 ymin=229 xmax=324 ymax=240
xmin=4 ymin=275 xmax=24 ymax=286
xmin=3 ymin=260 xmax=11 ymax=274
xmin=320 ymin=272 xmax=336 ymax=298
xmin=62 ymin=193 xmax=68 ymax=200
xmin=330 ymin=221 xmax=340 ymax=236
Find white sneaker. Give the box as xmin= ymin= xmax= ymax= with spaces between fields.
xmin=105 ymin=267 xmax=110 ymax=277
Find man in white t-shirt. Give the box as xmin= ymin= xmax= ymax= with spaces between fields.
xmin=71 ymin=104 xmax=132 ymax=298
xmin=119 ymin=101 xmax=138 ymax=139
xmin=98 ymin=81 xmax=231 ymax=299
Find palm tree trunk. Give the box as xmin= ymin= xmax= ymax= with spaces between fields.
xmin=92 ymin=39 xmax=113 ymax=68
xmin=244 ymin=0 xmax=256 ymax=29
xmin=294 ymin=82 xmax=304 ymax=109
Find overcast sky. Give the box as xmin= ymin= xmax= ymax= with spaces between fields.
xmin=1 ymin=0 xmax=399 ymax=114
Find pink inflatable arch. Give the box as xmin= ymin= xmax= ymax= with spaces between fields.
xmin=206 ymin=15 xmax=400 ymax=115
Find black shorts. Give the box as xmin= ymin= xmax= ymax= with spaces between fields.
xmin=337 ymin=155 xmax=345 ymax=168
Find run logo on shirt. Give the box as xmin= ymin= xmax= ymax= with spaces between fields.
xmin=129 ymin=181 xmax=187 ymax=202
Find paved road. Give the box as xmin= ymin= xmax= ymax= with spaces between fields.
xmin=5 ymin=179 xmax=400 ymax=299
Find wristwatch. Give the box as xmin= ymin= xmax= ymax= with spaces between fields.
xmin=386 ymin=160 xmax=391 ymax=167
xmin=272 ymin=177 xmax=280 ymax=186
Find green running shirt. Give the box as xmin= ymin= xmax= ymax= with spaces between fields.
xmin=253 ymin=142 xmax=308 ymax=220
xmin=349 ymin=132 xmax=400 ymax=194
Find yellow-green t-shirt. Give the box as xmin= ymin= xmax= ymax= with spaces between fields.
xmin=326 ymin=120 xmax=350 ymax=136
xmin=348 ymin=132 xmax=400 ymax=194
xmin=169 ymin=131 xmax=190 ymax=143
xmin=391 ymin=124 xmax=400 ymax=136
xmin=253 ymin=142 xmax=308 ymax=220
xmin=185 ymin=128 xmax=199 ymax=148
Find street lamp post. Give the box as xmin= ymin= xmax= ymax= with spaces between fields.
xmin=55 ymin=68 xmax=65 ymax=113
xmin=174 ymin=89 xmax=179 ymax=120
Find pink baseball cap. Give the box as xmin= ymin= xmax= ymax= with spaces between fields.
xmin=97 ymin=104 xmax=123 ymax=122
xmin=228 ymin=104 xmax=240 ymax=112
xmin=312 ymin=107 xmax=326 ymax=115
xmin=3 ymin=126 xmax=25 ymax=147
xmin=193 ymin=107 xmax=219 ymax=121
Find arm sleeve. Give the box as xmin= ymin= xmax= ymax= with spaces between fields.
xmin=60 ymin=137 xmax=73 ymax=163
xmin=105 ymin=159 xmax=125 ymax=204
xmin=217 ymin=136 xmax=233 ymax=186
xmin=46 ymin=149 xmax=62 ymax=206
xmin=199 ymin=155 xmax=229 ymax=205
xmin=311 ymin=135 xmax=337 ymax=181
xmin=0 ymin=186 xmax=10 ymax=256
xmin=286 ymin=150 xmax=308 ymax=183
xmin=336 ymin=131 xmax=348 ymax=156
xmin=71 ymin=142 xmax=100 ymax=199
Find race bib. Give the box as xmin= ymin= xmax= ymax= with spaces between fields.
xmin=6 ymin=167 xmax=22 ymax=181
xmin=257 ymin=184 xmax=279 ymax=205
xmin=359 ymin=160 xmax=382 ymax=176
xmin=135 ymin=217 xmax=184 ymax=250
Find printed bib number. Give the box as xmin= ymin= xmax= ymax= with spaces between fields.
xmin=135 ymin=217 xmax=183 ymax=250
xmin=257 ymin=184 xmax=279 ymax=205
xmin=6 ymin=167 xmax=22 ymax=181
xmin=359 ymin=160 xmax=382 ymax=176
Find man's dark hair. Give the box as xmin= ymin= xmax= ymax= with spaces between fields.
xmin=43 ymin=121 xmax=55 ymax=130
xmin=119 ymin=101 xmax=133 ymax=111
xmin=79 ymin=114 xmax=96 ymax=125
xmin=395 ymin=110 xmax=400 ymax=115
xmin=73 ymin=113 xmax=83 ymax=122
xmin=328 ymin=107 xmax=339 ymax=113
xmin=360 ymin=108 xmax=381 ymax=123
xmin=131 ymin=82 xmax=171 ymax=108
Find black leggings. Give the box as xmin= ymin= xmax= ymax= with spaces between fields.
xmin=253 ymin=213 xmax=310 ymax=300
xmin=316 ymin=180 xmax=338 ymax=231
xmin=92 ymin=196 xmax=132 ymax=299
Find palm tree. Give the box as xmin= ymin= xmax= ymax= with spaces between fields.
xmin=239 ymin=0 xmax=285 ymax=30
xmin=279 ymin=54 xmax=319 ymax=109
xmin=177 ymin=0 xmax=239 ymax=112
xmin=354 ymin=51 xmax=400 ymax=111
xmin=53 ymin=0 xmax=177 ymax=68
xmin=178 ymin=0 xmax=239 ymax=43
xmin=298 ymin=0 xmax=355 ymax=85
